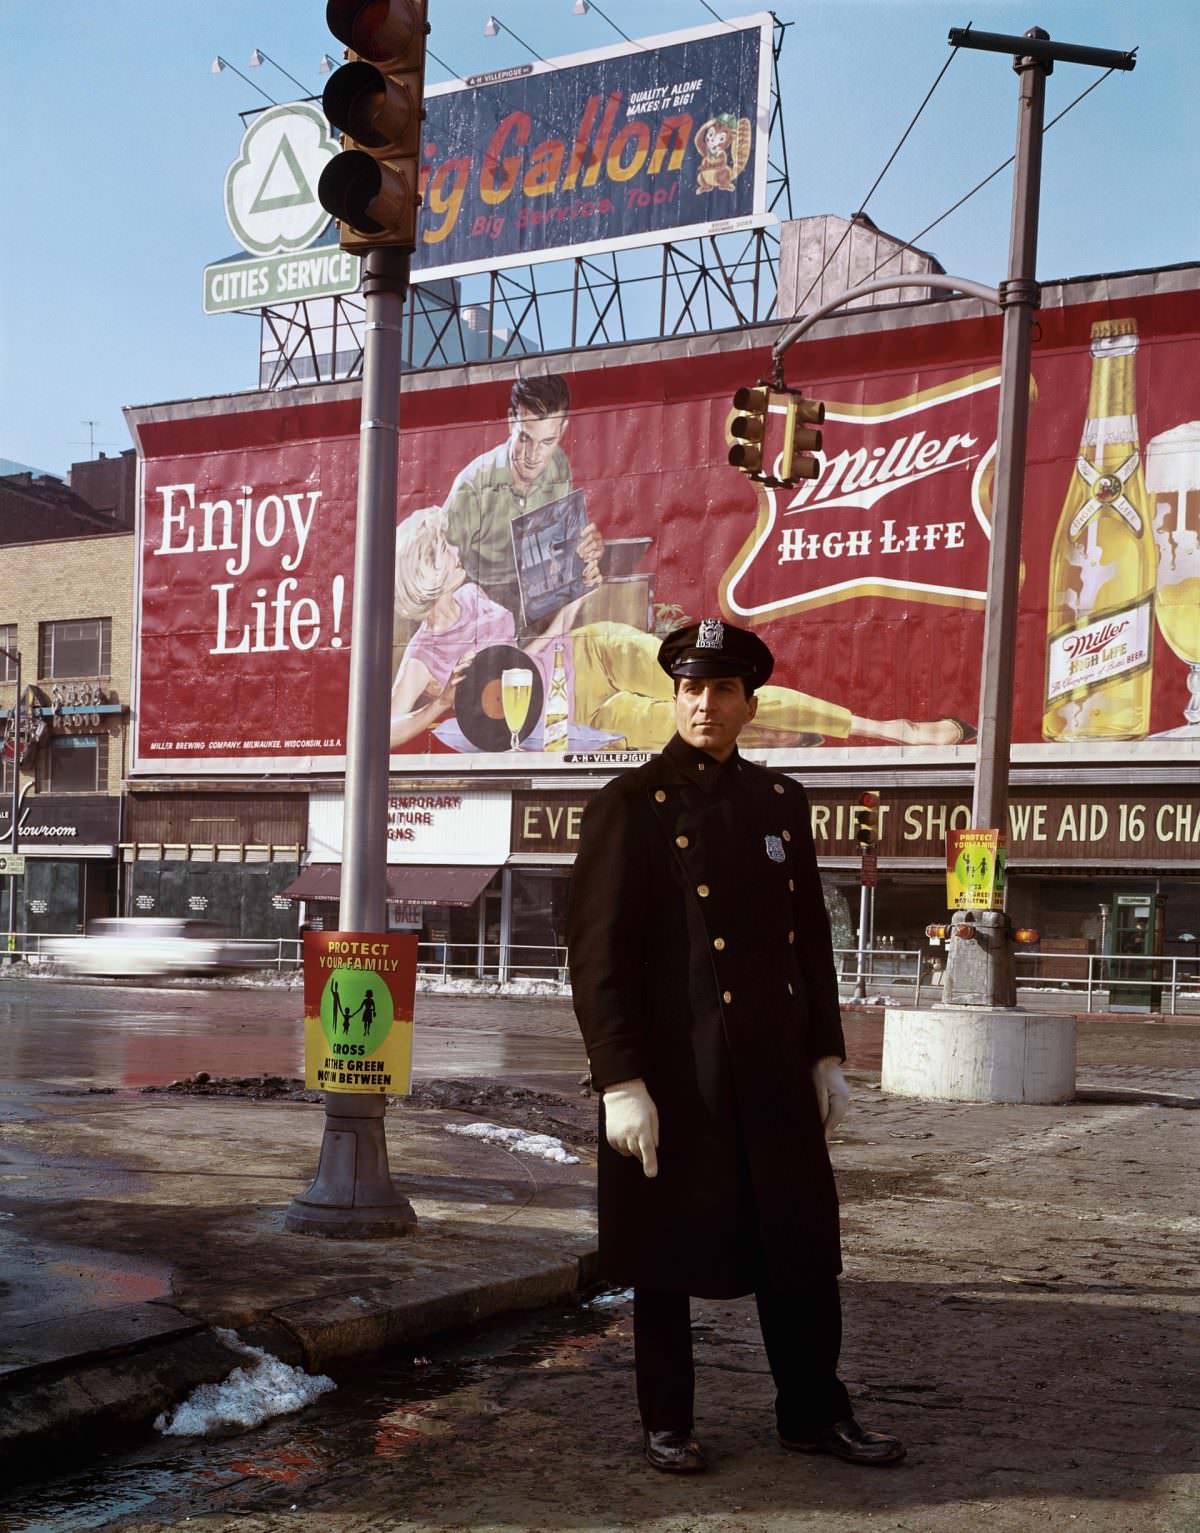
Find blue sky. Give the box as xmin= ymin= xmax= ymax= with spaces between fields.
xmin=2 ymin=0 xmax=1195 ymax=476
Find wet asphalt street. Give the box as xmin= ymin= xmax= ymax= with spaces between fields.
xmin=0 ymin=979 xmax=587 ymax=1091
xmin=0 ymin=976 xmax=1194 ymax=1095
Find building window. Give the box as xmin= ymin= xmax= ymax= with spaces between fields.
xmin=39 ymin=733 xmax=108 ymax=793
xmin=0 ymin=625 xmax=16 ymax=680
xmin=38 ymin=618 xmax=112 ymax=679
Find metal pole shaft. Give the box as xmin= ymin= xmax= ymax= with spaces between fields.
xmin=972 ymin=41 xmax=1047 ymax=831
xmin=943 ymin=34 xmax=1048 ymax=1010
xmin=339 ymin=248 xmax=409 ymax=935
xmin=286 ymin=246 xmax=417 ymax=1239
xmin=854 ymin=880 xmax=869 ymax=1001
xmin=7 ymin=651 xmax=18 ymax=958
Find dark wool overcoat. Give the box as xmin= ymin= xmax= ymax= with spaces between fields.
xmin=568 ymin=733 xmax=847 ymax=1299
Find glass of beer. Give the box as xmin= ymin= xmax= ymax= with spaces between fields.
xmin=1147 ymin=424 xmax=1200 ymax=735
xmin=501 ymin=667 xmax=533 ymax=751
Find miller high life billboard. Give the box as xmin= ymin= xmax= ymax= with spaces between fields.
xmin=411 ymin=13 xmax=774 ymax=281
xmin=126 ymin=266 xmax=1200 ymax=778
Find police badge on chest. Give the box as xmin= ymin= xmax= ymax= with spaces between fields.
xmin=765 ymin=835 xmax=786 ymax=863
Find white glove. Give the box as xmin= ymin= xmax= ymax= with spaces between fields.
xmin=812 ymin=1057 xmax=850 ymax=1141
xmin=603 ymin=1078 xmax=659 ymax=1178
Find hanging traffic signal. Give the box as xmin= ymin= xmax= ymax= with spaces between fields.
xmin=855 ymin=789 xmax=880 ymax=848
xmin=319 ymin=0 xmax=429 ymax=252
xmin=729 ymin=386 xmax=770 ymax=477
xmin=780 ymin=394 xmax=825 ymax=484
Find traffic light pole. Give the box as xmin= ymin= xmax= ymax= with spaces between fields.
xmin=2 ymin=646 xmax=19 ymax=962
xmin=286 ymin=247 xmax=418 ymax=1238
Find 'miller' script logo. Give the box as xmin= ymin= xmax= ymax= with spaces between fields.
xmin=1062 ymin=619 xmax=1130 ymax=660
xmin=722 ymin=369 xmax=1000 ymax=620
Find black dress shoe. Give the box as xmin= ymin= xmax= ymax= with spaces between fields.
xmin=780 ymin=1417 xmax=906 ymax=1466
xmin=644 ymin=1429 xmax=708 ymax=1473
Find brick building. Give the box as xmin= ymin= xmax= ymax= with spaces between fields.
xmin=0 ymin=533 xmax=133 ymax=935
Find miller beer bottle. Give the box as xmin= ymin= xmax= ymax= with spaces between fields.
xmin=1043 ymin=318 xmax=1157 ymax=740
xmin=543 ymin=642 xmax=569 ymax=752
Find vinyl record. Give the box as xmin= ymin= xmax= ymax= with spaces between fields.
xmin=454 ymin=644 xmax=544 ymax=753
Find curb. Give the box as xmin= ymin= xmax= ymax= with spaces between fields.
xmin=0 ymin=1245 xmax=600 ymax=1477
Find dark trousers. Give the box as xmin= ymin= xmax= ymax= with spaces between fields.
xmin=633 ymin=1281 xmax=852 ymax=1437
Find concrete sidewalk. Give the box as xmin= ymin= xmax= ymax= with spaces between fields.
xmin=1 ymin=1010 xmax=1197 ymax=1500
xmin=0 ymin=1083 xmax=599 ymax=1473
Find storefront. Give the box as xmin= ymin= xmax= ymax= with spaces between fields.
xmin=294 ymin=788 xmax=511 ymax=973
xmin=122 ymin=791 xmax=306 ymax=940
xmin=0 ymin=793 xmax=121 ymax=935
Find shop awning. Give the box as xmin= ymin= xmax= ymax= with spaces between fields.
xmin=282 ymin=863 xmax=499 ymax=907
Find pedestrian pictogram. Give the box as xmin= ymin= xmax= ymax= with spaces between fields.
xmin=303 ymin=931 xmax=417 ymax=1095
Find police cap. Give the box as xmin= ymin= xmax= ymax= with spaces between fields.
xmin=657 ymin=618 xmax=774 ymax=689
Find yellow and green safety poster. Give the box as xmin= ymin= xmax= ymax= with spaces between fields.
xmin=946 ymin=828 xmax=1007 ymax=911
xmin=303 ymin=930 xmax=417 ymax=1094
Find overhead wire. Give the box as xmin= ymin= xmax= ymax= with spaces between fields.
xmin=794 ymin=36 xmax=965 ymax=314
xmin=861 ymin=63 xmax=1123 ymax=287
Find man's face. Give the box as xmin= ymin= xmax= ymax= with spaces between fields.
xmin=674 ymin=674 xmax=757 ymax=760
xmin=508 ymin=406 xmax=567 ymax=493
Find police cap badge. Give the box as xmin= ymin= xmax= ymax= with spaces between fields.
xmin=657 ymin=619 xmax=774 ymax=689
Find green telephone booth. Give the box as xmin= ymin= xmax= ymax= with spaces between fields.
xmin=1108 ymin=892 xmax=1165 ymax=1011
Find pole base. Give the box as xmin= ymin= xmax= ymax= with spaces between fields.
xmin=284 ymin=1195 xmax=417 ymax=1239
xmin=284 ymin=1107 xmax=418 ymax=1239
xmin=882 ymin=1006 xmax=1076 ymax=1103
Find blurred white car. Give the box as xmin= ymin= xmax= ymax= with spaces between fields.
xmin=44 ymin=917 xmax=276 ymax=978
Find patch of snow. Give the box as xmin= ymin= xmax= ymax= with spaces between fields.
xmin=154 ymin=1328 xmax=334 ymax=1436
xmin=416 ymin=974 xmax=570 ymax=997
xmin=444 ymin=1120 xmax=581 ymax=1164
xmin=583 ymin=1287 xmax=633 ymax=1308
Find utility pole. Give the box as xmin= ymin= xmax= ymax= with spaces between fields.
xmin=772 ymin=26 xmax=1135 ymax=1017
xmin=939 ymin=25 xmax=1136 ymax=1009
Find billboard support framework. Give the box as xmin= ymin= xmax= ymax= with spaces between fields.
xmin=253 ymin=15 xmax=793 ymax=387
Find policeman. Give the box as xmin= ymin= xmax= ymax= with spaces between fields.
xmin=568 ymin=618 xmax=905 ymax=1474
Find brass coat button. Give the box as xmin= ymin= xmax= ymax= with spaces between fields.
xmin=676 ymin=834 xmax=689 ymax=849
xmin=713 ymin=937 xmax=726 ymax=951
xmin=788 ymin=930 xmax=795 ymax=944
xmin=788 ymin=878 xmax=795 ymax=892
xmin=722 ymin=990 xmax=733 ymax=1004
xmin=782 ymin=829 xmax=792 ymax=842
xmin=697 ymin=884 xmax=710 ymax=898
xmin=654 ymin=789 xmax=666 ymax=803
xmin=774 ymin=783 xmax=785 ymax=794
xmin=788 ymin=982 xmax=794 ymax=995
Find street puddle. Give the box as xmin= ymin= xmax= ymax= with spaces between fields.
xmin=0 ymin=1300 xmax=629 ymax=1529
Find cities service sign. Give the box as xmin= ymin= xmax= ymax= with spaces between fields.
xmin=203 ymin=102 xmax=360 ymax=314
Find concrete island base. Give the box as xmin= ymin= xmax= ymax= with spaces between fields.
xmin=881 ymin=1006 xmax=1077 ymax=1104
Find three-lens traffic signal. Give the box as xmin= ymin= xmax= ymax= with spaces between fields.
xmin=856 ymin=789 xmax=881 ymax=848
xmin=319 ymin=0 xmax=430 ymax=252
xmin=728 ymin=386 xmax=769 ymax=476
xmin=780 ymin=394 xmax=825 ymax=484
xmin=728 ymin=384 xmax=826 ymax=485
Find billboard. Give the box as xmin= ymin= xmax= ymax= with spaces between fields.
xmin=127 ymin=267 xmax=1200 ymax=777
xmin=411 ymin=14 xmax=774 ymax=282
